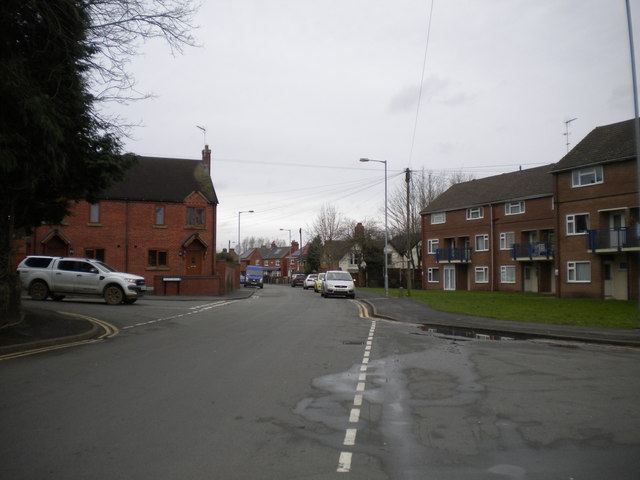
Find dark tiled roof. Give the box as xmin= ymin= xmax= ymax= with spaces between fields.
xmin=421 ymin=164 xmax=555 ymax=214
xmin=100 ymin=156 xmax=218 ymax=203
xmin=551 ymin=118 xmax=638 ymax=173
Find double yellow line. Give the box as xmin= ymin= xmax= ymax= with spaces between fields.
xmin=351 ymin=300 xmax=370 ymax=319
xmin=0 ymin=312 xmax=119 ymax=361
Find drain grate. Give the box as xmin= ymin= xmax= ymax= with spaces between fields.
xmin=342 ymin=340 xmax=365 ymax=345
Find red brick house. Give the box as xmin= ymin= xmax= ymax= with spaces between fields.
xmin=17 ymin=146 xmax=236 ymax=294
xmin=240 ymin=241 xmax=299 ymax=281
xmin=551 ymin=118 xmax=639 ymax=300
xmin=421 ymin=164 xmax=556 ymax=293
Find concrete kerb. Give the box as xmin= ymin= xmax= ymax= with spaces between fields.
xmin=359 ymin=298 xmax=640 ymax=348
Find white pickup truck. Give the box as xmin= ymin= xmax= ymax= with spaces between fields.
xmin=17 ymin=256 xmax=146 ymax=305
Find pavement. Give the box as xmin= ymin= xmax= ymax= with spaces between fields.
xmin=2 ymin=287 xmax=639 ymax=357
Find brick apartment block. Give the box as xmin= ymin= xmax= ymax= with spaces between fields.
xmin=421 ymin=118 xmax=639 ymax=300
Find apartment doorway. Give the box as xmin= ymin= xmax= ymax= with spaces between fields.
xmin=444 ymin=265 xmax=456 ymax=291
xmin=523 ymin=264 xmax=538 ymax=293
xmin=604 ymin=256 xmax=628 ymax=300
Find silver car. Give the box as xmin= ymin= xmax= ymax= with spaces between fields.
xmin=321 ymin=270 xmax=355 ymax=299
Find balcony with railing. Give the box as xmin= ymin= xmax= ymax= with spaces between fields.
xmin=436 ymin=247 xmax=472 ymax=263
xmin=587 ymin=226 xmax=640 ymax=253
xmin=512 ymin=242 xmax=554 ymax=261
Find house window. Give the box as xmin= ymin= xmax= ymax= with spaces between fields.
xmin=475 ymin=234 xmax=489 ymax=251
xmin=255 ymin=260 xmax=261 ymax=266
xmin=567 ymin=261 xmax=591 ymax=282
xmin=475 ymin=266 xmax=489 ymax=283
xmin=466 ymin=207 xmax=484 ymax=220
xmin=566 ymin=213 xmax=589 ymax=235
xmin=500 ymin=265 xmax=516 ymax=283
xmin=349 ymin=252 xmax=358 ymax=265
xmin=427 ymin=267 xmax=440 ymax=283
xmin=85 ymin=248 xmax=105 ymax=262
xmin=499 ymin=232 xmax=515 ymax=250
xmin=89 ymin=203 xmax=100 ymax=223
xmin=572 ymin=166 xmax=603 ymax=187
xmin=155 ymin=206 xmax=165 ymax=225
xmin=148 ymin=250 xmax=167 ymax=267
xmin=427 ymin=239 xmax=439 ymax=254
xmin=505 ymin=201 xmax=525 ymax=215
xmin=263 ymin=260 xmax=269 ymax=266
xmin=431 ymin=212 xmax=446 ymax=224
xmin=186 ymin=207 xmax=205 ymax=226
xmin=276 ymin=260 xmax=280 ymax=266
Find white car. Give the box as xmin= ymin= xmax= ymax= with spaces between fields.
xmin=321 ymin=270 xmax=355 ymax=299
xmin=303 ymin=274 xmax=318 ymax=290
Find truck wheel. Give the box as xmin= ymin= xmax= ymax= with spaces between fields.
xmin=29 ymin=281 xmax=49 ymax=301
xmin=104 ymin=285 xmax=124 ymax=305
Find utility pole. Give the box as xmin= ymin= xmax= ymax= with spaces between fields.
xmin=405 ymin=168 xmax=412 ymax=296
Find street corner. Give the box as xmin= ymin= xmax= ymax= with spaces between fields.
xmin=0 ymin=307 xmax=112 ymax=359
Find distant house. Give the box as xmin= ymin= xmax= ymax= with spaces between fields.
xmin=17 ymin=146 xmax=235 ymax=294
xmin=240 ymin=241 xmax=300 ymax=281
xmin=551 ymin=118 xmax=639 ymax=300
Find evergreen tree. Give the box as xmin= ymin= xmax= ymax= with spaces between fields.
xmin=305 ymin=236 xmax=323 ymax=274
xmin=0 ymin=0 xmax=134 ymax=323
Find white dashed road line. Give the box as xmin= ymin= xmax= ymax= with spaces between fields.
xmin=123 ymin=300 xmax=236 ymax=330
xmin=337 ymin=316 xmax=377 ymax=473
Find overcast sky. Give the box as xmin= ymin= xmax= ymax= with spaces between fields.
xmin=105 ymin=0 xmax=640 ymax=252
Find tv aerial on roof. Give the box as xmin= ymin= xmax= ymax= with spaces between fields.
xmin=196 ymin=125 xmax=207 ymax=146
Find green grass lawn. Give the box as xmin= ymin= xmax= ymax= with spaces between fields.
xmin=361 ymin=288 xmax=640 ymax=329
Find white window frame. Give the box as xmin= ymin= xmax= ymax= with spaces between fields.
xmin=505 ymin=201 xmax=525 ymax=215
xmin=427 ymin=239 xmax=439 ymax=254
xmin=499 ymin=232 xmax=515 ymax=250
xmin=500 ymin=265 xmax=516 ymax=283
xmin=431 ymin=212 xmax=446 ymax=224
xmin=155 ymin=205 xmax=165 ymax=225
xmin=89 ymin=203 xmax=100 ymax=223
xmin=475 ymin=234 xmax=489 ymax=252
xmin=571 ymin=166 xmax=603 ymax=187
xmin=567 ymin=261 xmax=591 ymax=283
xmin=566 ymin=213 xmax=590 ymax=235
xmin=427 ymin=267 xmax=440 ymax=283
xmin=475 ymin=266 xmax=489 ymax=283
xmin=466 ymin=207 xmax=484 ymax=220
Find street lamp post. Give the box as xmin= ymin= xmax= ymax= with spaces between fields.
xmin=237 ymin=210 xmax=254 ymax=264
xmin=359 ymin=158 xmax=389 ymax=295
xmin=280 ymin=228 xmax=292 ymax=279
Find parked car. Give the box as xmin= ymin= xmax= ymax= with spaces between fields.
xmin=16 ymin=255 xmax=145 ymax=305
xmin=291 ymin=273 xmax=306 ymax=287
xmin=314 ymin=272 xmax=326 ymax=293
xmin=321 ymin=270 xmax=356 ymax=299
xmin=303 ymin=274 xmax=318 ymax=290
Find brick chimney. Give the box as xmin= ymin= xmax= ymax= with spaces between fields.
xmin=202 ymin=144 xmax=211 ymax=170
xmin=291 ymin=240 xmax=299 ymax=252
xmin=354 ymin=222 xmax=365 ymax=241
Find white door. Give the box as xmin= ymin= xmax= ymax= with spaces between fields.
xmin=444 ymin=265 xmax=456 ymax=291
xmin=604 ymin=262 xmax=613 ymax=298
xmin=523 ymin=265 xmax=538 ymax=293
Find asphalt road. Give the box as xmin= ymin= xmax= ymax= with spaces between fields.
xmin=1 ymin=286 xmax=639 ymax=479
